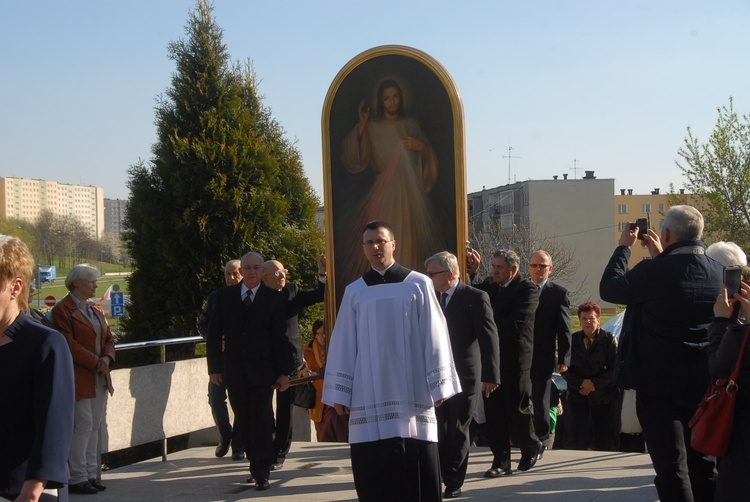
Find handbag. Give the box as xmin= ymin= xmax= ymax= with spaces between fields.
xmin=292 ymin=381 xmax=317 ymax=409
xmin=689 ymin=325 xmax=750 ymax=457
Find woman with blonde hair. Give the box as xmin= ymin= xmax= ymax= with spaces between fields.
xmin=52 ymin=263 xmax=116 ymax=495
xmin=0 ymin=235 xmax=74 ymax=501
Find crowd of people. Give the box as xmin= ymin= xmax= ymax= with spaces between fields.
xmin=3 ymin=203 xmax=749 ymax=501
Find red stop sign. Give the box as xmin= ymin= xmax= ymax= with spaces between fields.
xmin=44 ymin=295 xmax=56 ymax=307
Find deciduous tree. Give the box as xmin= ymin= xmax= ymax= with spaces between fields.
xmin=677 ymin=97 xmax=750 ymax=250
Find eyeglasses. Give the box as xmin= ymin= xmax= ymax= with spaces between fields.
xmin=529 ymin=264 xmax=550 ymax=269
xmin=426 ymin=270 xmax=449 ymax=277
xmin=273 ymin=269 xmax=289 ymax=278
xmin=363 ymin=239 xmax=392 ymax=247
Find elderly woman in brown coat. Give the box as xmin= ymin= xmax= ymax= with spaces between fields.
xmin=51 ymin=264 xmax=116 ymax=495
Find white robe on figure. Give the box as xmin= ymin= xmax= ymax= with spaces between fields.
xmin=322 ymin=270 xmax=461 ymax=444
xmin=337 ymin=118 xmax=446 ymax=287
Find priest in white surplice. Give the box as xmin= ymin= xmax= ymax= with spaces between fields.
xmin=323 ymin=221 xmax=461 ymax=502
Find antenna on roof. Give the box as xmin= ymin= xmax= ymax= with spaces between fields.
xmin=503 ymin=146 xmax=521 ymax=185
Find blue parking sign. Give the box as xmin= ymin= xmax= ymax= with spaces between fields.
xmin=111 ymin=292 xmax=124 ymax=317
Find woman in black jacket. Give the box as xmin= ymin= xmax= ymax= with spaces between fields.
xmin=562 ymin=302 xmax=618 ymax=451
xmin=709 ymin=279 xmax=750 ymax=500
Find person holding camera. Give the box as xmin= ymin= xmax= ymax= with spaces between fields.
xmin=600 ymin=205 xmax=723 ymax=501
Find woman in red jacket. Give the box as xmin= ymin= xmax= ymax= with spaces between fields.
xmin=52 ymin=264 xmax=116 ymax=495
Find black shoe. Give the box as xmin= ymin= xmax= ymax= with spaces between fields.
xmin=88 ymin=478 xmax=107 ymax=491
xmin=518 ymin=442 xmax=544 ymax=472
xmin=484 ymin=467 xmax=513 ymax=478
xmin=444 ymin=486 xmax=462 ymax=498
xmin=215 ymin=441 xmax=229 ymax=458
xmin=538 ymin=443 xmax=547 ymax=460
xmin=232 ymin=451 xmax=245 ymax=461
xmin=270 ymin=459 xmax=284 ymax=471
xmin=69 ymin=482 xmax=99 ymax=494
xmin=245 ymin=475 xmax=255 ymax=484
xmin=255 ymin=478 xmax=270 ymax=491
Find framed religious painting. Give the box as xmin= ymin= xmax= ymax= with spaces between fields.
xmin=321 ymin=45 xmax=467 ymax=322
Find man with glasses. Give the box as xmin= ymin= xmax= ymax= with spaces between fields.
xmin=323 ymin=221 xmax=460 ymax=501
xmin=207 ymin=252 xmax=292 ymax=491
xmin=262 ymin=256 xmax=326 ymax=470
xmin=528 ymin=250 xmax=571 ymax=451
xmin=424 ymin=251 xmax=499 ymax=499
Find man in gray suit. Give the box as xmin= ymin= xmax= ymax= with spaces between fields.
xmin=425 ymin=252 xmax=499 ymax=499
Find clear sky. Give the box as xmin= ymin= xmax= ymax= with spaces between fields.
xmin=2 ymin=0 xmax=748 ymax=201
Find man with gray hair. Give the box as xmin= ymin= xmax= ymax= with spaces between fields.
xmin=425 ymin=251 xmax=499 ymax=498
xmin=207 ymin=251 xmax=292 ymax=491
xmin=600 ymin=205 xmax=723 ymax=501
xmin=471 ymin=249 xmax=543 ymax=475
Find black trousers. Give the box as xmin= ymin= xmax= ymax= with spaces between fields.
xmin=636 ymin=391 xmax=716 ymax=502
xmin=531 ymin=373 xmax=552 ymax=443
xmin=567 ymin=400 xmax=615 ymax=451
xmin=436 ymin=390 xmax=479 ymax=488
xmin=350 ymin=438 xmax=441 ymax=502
xmin=208 ymin=380 xmax=243 ymax=453
xmin=483 ymin=369 xmax=540 ymax=469
xmin=273 ymin=386 xmax=295 ymax=460
xmin=227 ymin=379 xmax=275 ymax=481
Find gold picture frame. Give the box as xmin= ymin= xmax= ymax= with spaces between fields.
xmin=321 ymin=45 xmax=467 ymax=324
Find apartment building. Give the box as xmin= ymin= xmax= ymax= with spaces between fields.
xmin=0 ymin=177 xmax=104 ymax=239
xmin=469 ymin=171 xmax=615 ymax=306
xmin=614 ymin=188 xmax=694 ymax=268
xmin=104 ymin=198 xmax=128 ymax=238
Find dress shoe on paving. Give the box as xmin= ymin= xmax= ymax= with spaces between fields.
xmin=270 ymin=459 xmax=284 ymax=471
xmin=518 ymin=443 xmax=544 ymax=472
xmin=69 ymin=481 xmax=99 ymax=494
xmin=214 ymin=441 xmax=229 ymax=458
xmin=255 ymin=478 xmax=270 ymax=491
xmin=88 ymin=478 xmax=107 ymax=491
xmin=245 ymin=475 xmax=255 ymax=484
xmin=232 ymin=451 xmax=245 ymax=461
xmin=539 ymin=443 xmax=547 ymax=459
xmin=484 ymin=467 xmax=513 ymax=478
xmin=443 ymin=486 xmax=462 ymax=498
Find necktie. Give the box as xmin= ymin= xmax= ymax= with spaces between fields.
xmin=244 ymin=290 xmax=253 ymax=307
xmin=440 ymin=292 xmax=448 ymax=311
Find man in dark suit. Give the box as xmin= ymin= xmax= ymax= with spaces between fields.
xmin=207 ymin=251 xmax=293 ymax=491
xmin=425 ymin=251 xmax=499 ymax=499
xmin=262 ymin=256 xmax=326 ymax=470
xmin=471 ymin=249 xmax=543 ymax=475
xmin=528 ymin=250 xmax=571 ymax=450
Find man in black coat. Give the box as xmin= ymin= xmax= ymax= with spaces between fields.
xmin=207 ymin=251 xmax=293 ymax=491
xmin=600 ymin=205 xmax=722 ymax=501
xmin=425 ymin=251 xmax=499 ymax=499
xmin=262 ymin=256 xmax=326 ymax=470
xmin=528 ymin=250 xmax=571 ymax=450
xmin=471 ymin=249 xmax=543 ymax=475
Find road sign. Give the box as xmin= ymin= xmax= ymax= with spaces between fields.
xmin=111 ymin=292 xmax=125 ymax=317
xmin=111 ymin=305 xmax=124 ymax=318
xmin=111 ymin=292 xmax=124 ymax=305
xmin=44 ymin=295 xmax=56 ymax=307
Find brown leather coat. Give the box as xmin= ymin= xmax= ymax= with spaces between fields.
xmin=51 ymin=294 xmax=116 ymax=401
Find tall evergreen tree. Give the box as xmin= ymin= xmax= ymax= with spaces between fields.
xmin=122 ymin=1 xmax=321 ymax=340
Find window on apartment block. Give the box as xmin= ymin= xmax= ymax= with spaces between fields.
xmin=618 ymin=204 xmax=627 ymax=214
xmin=642 ymin=203 xmax=651 ymax=214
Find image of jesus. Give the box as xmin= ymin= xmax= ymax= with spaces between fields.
xmin=338 ymin=79 xmax=446 ymax=285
